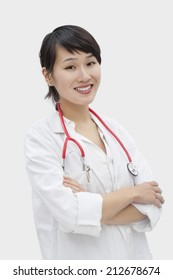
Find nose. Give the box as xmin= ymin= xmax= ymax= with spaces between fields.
xmin=77 ymin=67 xmax=91 ymax=82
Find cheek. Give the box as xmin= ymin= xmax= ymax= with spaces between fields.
xmin=94 ymin=66 xmax=101 ymax=80
xmin=95 ymin=70 xmax=101 ymax=86
xmin=53 ymin=72 xmax=71 ymax=90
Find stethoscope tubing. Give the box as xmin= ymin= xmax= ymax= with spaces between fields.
xmin=57 ymin=103 xmax=138 ymax=176
xmin=88 ymin=108 xmax=132 ymax=163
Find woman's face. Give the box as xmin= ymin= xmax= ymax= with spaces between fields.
xmin=47 ymin=46 xmax=101 ymax=107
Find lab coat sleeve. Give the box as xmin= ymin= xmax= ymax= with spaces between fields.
xmin=24 ymin=122 xmax=103 ymax=237
xmin=105 ymin=117 xmax=162 ymax=232
xmin=125 ymin=128 xmax=162 ymax=232
xmin=130 ymin=146 xmax=162 ymax=232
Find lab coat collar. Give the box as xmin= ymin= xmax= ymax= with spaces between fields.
xmin=48 ymin=110 xmax=75 ymax=133
xmin=48 ymin=108 xmax=106 ymax=134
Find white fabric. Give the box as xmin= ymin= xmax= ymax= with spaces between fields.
xmin=24 ymin=109 xmax=161 ymax=259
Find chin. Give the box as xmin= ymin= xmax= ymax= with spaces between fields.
xmin=78 ymin=98 xmax=95 ymax=106
xmin=80 ymin=93 xmax=96 ymax=105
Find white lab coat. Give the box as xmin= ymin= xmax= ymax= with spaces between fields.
xmin=24 ymin=109 xmax=161 ymax=260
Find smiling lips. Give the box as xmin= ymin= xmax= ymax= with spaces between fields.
xmin=75 ymin=84 xmax=93 ymax=94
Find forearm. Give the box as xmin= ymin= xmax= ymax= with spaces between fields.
xmin=63 ymin=178 xmax=164 ymax=226
xmin=101 ymin=181 xmax=164 ymax=223
xmin=101 ymin=187 xmax=134 ymax=223
xmin=103 ymin=204 xmax=147 ymax=225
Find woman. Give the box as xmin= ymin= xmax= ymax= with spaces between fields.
xmin=25 ymin=25 xmax=164 ymax=260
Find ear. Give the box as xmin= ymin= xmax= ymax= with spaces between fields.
xmin=42 ymin=67 xmax=53 ymax=86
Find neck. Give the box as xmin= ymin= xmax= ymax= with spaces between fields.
xmin=59 ymin=101 xmax=91 ymax=124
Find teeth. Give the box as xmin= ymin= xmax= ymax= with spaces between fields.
xmin=76 ymin=85 xmax=91 ymax=91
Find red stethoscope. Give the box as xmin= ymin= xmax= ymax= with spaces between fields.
xmin=57 ymin=103 xmax=138 ymax=178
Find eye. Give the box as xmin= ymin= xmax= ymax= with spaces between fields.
xmin=65 ymin=65 xmax=76 ymax=70
xmin=87 ymin=61 xmax=97 ymax=67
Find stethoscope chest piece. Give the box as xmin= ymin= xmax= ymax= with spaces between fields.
xmin=127 ymin=162 xmax=138 ymax=177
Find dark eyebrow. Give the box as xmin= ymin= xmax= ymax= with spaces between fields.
xmin=62 ymin=54 xmax=94 ymax=63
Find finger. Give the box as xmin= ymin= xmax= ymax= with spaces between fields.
xmin=154 ymin=186 xmax=162 ymax=194
xmin=155 ymin=193 xmax=165 ymax=204
xmin=63 ymin=182 xmax=85 ymax=192
xmin=63 ymin=182 xmax=78 ymax=188
xmin=63 ymin=177 xmax=79 ymax=184
xmin=63 ymin=178 xmax=80 ymax=187
xmin=63 ymin=176 xmax=80 ymax=185
xmin=150 ymin=181 xmax=159 ymax=187
xmin=153 ymin=198 xmax=162 ymax=208
xmin=63 ymin=183 xmax=80 ymax=191
xmin=64 ymin=176 xmax=77 ymax=181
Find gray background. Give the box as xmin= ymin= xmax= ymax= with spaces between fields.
xmin=0 ymin=0 xmax=172 ymax=259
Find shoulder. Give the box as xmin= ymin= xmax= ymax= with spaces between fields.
xmin=102 ymin=115 xmax=123 ymax=129
xmin=24 ymin=111 xmax=60 ymax=150
xmin=25 ymin=116 xmax=50 ymax=139
xmin=24 ymin=111 xmax=62 ymax=161
xmin=25 ymin=110 xmax=60 ymax=138
xmin=99 ymin=114 xmax=136 ymax=152
xmin=90 ymin=108 xmax=135 ymax=144
xmin=102 ymin=115 xmax=133 ymax=139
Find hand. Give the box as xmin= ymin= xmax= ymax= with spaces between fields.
xmin=63 ymin=177 xmax=86 ymax=193
xmin=133 ymin=181 xmax=165 ymax=208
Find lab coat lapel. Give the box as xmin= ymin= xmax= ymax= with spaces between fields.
xmin=67 ymin=115 xmax=124 ymax=191
xmin=97 ymin=116 xmax=135 ymax=189
xmin=68 ymin=126 xmax=112 ymax=191
xmin=90 ymin=114 xmax=128 ymax=190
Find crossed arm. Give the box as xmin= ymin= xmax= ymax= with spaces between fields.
xmin=63 ymin=177 xmax=164 ymax=225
